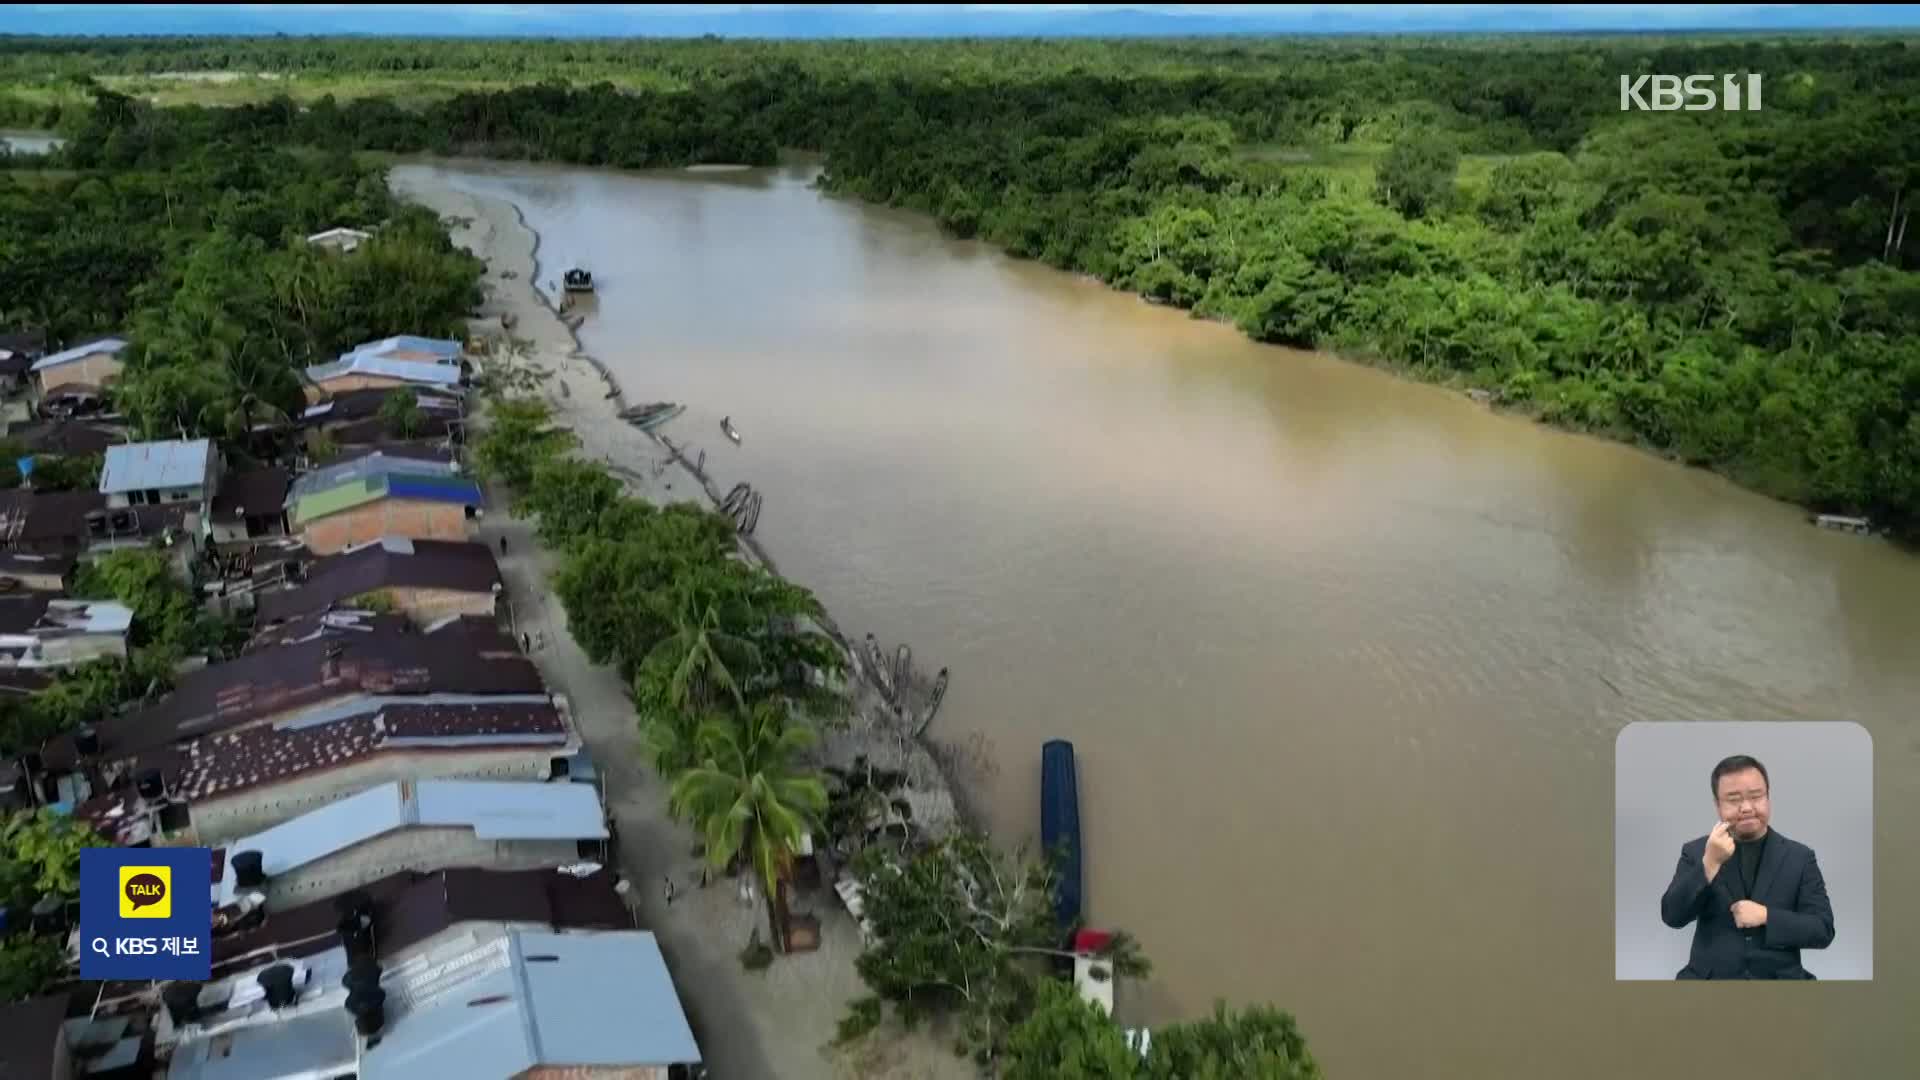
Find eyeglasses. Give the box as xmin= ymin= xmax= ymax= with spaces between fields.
xmin=1719 ymin=791 xmax=1769 ymax=808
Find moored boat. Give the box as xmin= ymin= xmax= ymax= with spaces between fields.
xmin=1812 ymin=513 xmax=1872 ymax=535
xmin=1040 ymin=738 xmax=1082 ymax=932
xmin=619 ymin=402 xmax=685 ymax=430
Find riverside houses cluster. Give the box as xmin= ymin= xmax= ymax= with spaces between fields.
xmin=0 ymin=326 xmax=706 ymax=1080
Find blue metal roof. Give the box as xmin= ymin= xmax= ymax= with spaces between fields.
xmin=216 ymin=780 xmax=608 ymax=905
xmin=31 ymin=337 xmax=127 ymax=372
xmin=167 ymin=1010 xmax=356 ymax=1080
xmin=99 ymin=438 xmax=213 ymax=495
xmin=361 ymin=931 xmax=701 ymax=1077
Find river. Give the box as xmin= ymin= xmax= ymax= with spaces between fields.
xmin=398 ymin=159 xmax=1920 ymax=1078
xmin=0 ymin=130 xmax=63 ymax=155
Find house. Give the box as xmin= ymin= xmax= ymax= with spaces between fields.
xmin=33 ymin=616 xmax=544 ymax=801
xmin=0 ymin=489 xmax=195 ymax=563
xmin=209 ymin=864 xmax=633 ymax=978
xmin=0 ymin=594 xmax=133 ymax=669
xmin=0 ymin=550 xmax=74 ymax=591
xmin=305 ymin=226 xmax=373 ymax=253
xmin=79 ymin=695 xmax=575 ymax=846
xmin=31 ymin=337 xmax=128 ymax=396
xmin=287 ymin=454 xmax=483 ymax=555
xmin=209 ymin=466 xmax=291 ymax=544
xmin=256 ymin=537 xmax=502 ymax=628
xmin=99 ymin=438 xmax=219 ymax=513
xmin=212 ymin=778 xmax=609 ymax=911
xmin=4 ymin=418 xmax=128 ymax=458
xmin=300 ymin=386 xmax=464 ymax=447
xmin=302 ymin=338 xmax=465 ymax=403
xmin=0 ymin=328 xmax=47 ymax=398
xmin=310 ymin=441 xmax=459 ymax=470
xmin=166 ymin=929 xmax=698 ymax=1080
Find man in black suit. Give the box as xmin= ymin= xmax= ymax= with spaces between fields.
xmin=1660 ymin=754 xmax=1835 ymax=979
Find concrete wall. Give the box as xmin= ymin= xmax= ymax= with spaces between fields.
xmin=264 ymin=832 xmax=588 ymax=911
xmin=373 ymin=585 xmax=498 ymax=626
xmin=36 ymin=352 xmax=122 ymax=394
xmin=302 ymin=499 xmax=473 ymax=555
xmin=188 ymin=745 xmax=567 ymax=845
xmin=40 ymin=632 xmax=127 ymax=667
xmin=105 ymin=484 xmax=204 ymax=510
xmin=209 ymin=514 xmax=287 ymax=545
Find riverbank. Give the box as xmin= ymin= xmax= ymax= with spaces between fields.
xmin=389 ymin=168 xmax=973 ymax=1080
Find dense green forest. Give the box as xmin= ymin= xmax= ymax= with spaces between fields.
xmin=2 ymin=35 xmax=1916 ymax=536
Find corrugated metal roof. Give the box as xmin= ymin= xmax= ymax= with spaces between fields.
xmin=99 ymin=438 xmax=213 ymax=494
xmin=288 ymin=452 xmax=460 ymax=504
xmin=216 ymin=780 xmax=607 ymax=905
xmin=291 ymin=472 xmax=482 ymax=526
xmin=305 ymin=354 xmax=462 ymax=388
xmin=167 ymin=1009 xmax=356 ymax=1080
xmin=30 ymin=337 xmax=127 ymax=372
xmin=360 ymin=931 xmax=700 ymax=1077
xmin=352 ymin=335 xmax=462 ymax=360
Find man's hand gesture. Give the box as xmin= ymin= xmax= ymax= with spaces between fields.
xmin=1703 ymin=821 xmax=1735 ymax=882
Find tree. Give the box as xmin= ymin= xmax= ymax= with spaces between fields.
xmin=1143 ymin=1002 xmax=1322 ymax=1079
xmin=668 ymin=704 xmax=827 ymax=954
xmin=72 ymin=549 xmax=204 ymax=650
xmin=850 ymin=832 xmax=1148 ymax=1066
xmin=1002 ymin=979 xmax=1325 ymax=1080
xmin=0 ymin=810 xmax=105 ymax=1002
xmin=1001 ymin=978 xmax=1143 ymax=1080
xmin=25 ymin=453 xmax=102 ymax=492
xmin=1374 ymin=131 xmax=1459 ymax=219
xmin=378 ymin=386 xmax=425 ymax=438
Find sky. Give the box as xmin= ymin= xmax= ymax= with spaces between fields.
xmin=3 ymin=3 xmax=1918 ymax=37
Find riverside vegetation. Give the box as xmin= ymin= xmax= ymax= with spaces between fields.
xmin=4 ymin=36 xmax=1918 ymax=537
xmin=0 ymin=30 xmax=1910 ymax=1072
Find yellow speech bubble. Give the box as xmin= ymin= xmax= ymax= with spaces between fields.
xmin=118 ymin=865 xmax=171 ymax=919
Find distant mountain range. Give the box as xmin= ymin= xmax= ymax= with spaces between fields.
xmin=4 ymin=3 xmax=1918 ymax=39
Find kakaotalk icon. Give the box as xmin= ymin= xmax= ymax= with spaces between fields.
xmin=119 ymin=866 xmax=172 ymax=919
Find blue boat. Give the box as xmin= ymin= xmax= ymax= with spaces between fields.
xmin=1040 ymin=739 xmax=1082 ymax=932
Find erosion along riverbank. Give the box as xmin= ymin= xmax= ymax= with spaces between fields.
xmin=390 ymin=167 xmax=974 ymax=1080
xmin=387 ymin=157 xmax=1920 ymax=1080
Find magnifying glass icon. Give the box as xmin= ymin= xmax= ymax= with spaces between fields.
xmin=90 ymin=937 xmax=110 ymax=957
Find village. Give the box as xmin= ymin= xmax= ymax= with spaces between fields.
xmin=0 ymin=277 xmax=724 ymax=1077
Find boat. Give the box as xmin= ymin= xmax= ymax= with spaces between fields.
xmin=720 ymin=416 xmax=742 ymax=445
xmin=911 ymin=667 xmax=948 ymax=737
xmin=1040 ymin=739 xmax=1083 ymax=932
xmin=1812 ymin=513 xmax=1872 ymax=535
xmin=619 ymin=402 xmax=684 ymax=431
xmin=563 ymin=267 xmax=594 ymax=293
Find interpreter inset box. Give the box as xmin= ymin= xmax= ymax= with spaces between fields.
xmin=1615 ymin=721 xmax=1872 ymax=981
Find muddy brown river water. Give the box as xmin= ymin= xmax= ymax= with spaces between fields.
xmin=396 ymin=159 xmax=1919 ymax=1078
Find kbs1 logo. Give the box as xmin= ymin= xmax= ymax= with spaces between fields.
xmin=1619 ymin=74 xmax=1763 ymax=112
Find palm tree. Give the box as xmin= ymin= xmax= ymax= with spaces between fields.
xmin=668 ymin=704 xmax=827 ymax=953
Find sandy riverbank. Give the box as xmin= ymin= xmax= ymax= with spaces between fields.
xmin=389 ymin=168 xmax=972 ymax=1080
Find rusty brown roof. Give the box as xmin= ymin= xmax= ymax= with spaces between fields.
xmin=255 ymin=538 xmax=501 ymax=625
xmin=175 ymin=700 xmax=566 ymax=803
xmin=43 ymin=618 xmax=541 ymax=770
xmin=211 ymin=466 xmax=291 ymax=523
